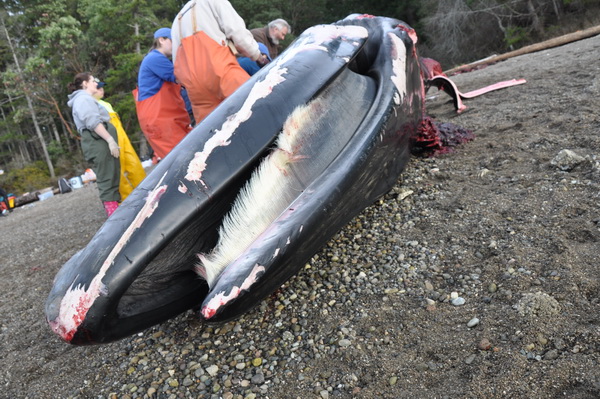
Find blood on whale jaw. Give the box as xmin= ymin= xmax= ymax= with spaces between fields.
xmin=201 ymin=263 xmax=266 ymax=319
xmin=48 ymin=174 xmax=170 ymax=342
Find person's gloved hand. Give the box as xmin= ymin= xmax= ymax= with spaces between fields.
xmin=256 ymin=54 xmax=270 ymax=67
xmin=107 ymin=137 xmax=120 ymax=158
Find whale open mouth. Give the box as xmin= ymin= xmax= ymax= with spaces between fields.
xmin=45 ymin=15 xmax=424 ymax=344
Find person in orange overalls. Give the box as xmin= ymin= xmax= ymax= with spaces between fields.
xmin=133 ymin=28 xmax=192 ymax=163
xmin=171 ymin=0 xmax=269 ymax=124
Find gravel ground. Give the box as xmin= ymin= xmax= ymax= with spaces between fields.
xmin=1 ymin=34 xmax=599 ymax=399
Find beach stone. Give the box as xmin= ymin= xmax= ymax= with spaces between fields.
xmin=451 ymin=297 xmax=466 ymax=306
xmin=478 ymin=338 xmax=492 ymax=351
xmin=551 ymin=149 xmax=586 ymax=171
xmin=517 ymin=292 xmax=561 ymax=318
xmin=544 ymin=350 xmax=559 ymax=360
xmin=251 ymin=373 xmax=265 ymax=385
xmin=206 ymin=365 xmax=219 ymax=377
xmin=252 ymin=358 xmax=262 ymax=367
xmin=467 ymin=318 xmax=480 ymax=328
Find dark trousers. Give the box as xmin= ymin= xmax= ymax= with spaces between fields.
xmin=80 ymin=123 xmax=121 ymax=202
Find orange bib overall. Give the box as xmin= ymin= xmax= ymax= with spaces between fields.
xmin=133 ymin=81 xmax=192 ymax=161
xmin=174 ymin=31 xmax=250 ymax=123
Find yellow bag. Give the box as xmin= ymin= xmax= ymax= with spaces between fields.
xmin=99 ymin=100 xmax=146 ymax=201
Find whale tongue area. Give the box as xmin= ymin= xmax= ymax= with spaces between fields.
xmin=197 ymin=67 xmax=377 ymax=301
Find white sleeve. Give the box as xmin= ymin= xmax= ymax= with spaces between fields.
xmin=171 ymin=0 xmax=260 ymax=62
xmin=213 ymin=0 xmax=260 ymax=60
xmin=171 ymin=1 xmax=195 ymax=64
xmin=171 ymin=21 xmax=181 ymax=64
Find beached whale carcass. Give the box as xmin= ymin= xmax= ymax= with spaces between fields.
xmin=45 ymin=14 xmax=424 ymax=344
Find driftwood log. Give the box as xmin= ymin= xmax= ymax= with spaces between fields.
xmin=15 ymin=192 xmax=40 ymax=207
xmin=445 ymin=25 xmax=600 ymax=75
xmin=14 ymin=187 xmax=58 ymax=207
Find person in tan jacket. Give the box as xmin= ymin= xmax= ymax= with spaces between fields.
xmin=171 ymin=0 xmax=268 ymax=123
xmin=250 ymin=19 xmax=291 ymax=60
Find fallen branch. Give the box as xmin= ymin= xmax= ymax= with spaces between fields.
xmin=445 ymin=25 xmax=600 ymax=75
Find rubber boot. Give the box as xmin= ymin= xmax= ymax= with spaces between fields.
xmin=103 ymin=201 xmax=119 ymax=217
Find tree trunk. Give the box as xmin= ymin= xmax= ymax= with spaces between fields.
xmin=527 ymin=0 xmax=543 ymax=35
xmin=51 ymin=121 xmax=61 ymax=143
xmin=133 ymin=21 xmax=141 ymax=55
xmin=551 ymin=0 xmax=561 ymax=21
xmin=61 ymin=122 xmax=71 ymax=144
xmin=0 ymin=105 xmax=8 ymax=162
xmin=19 ymin=140 xmax=30 ymax=164
xmin=1 ymin=16 xmax=55 ymax=178
xmin=1 ymin=86 xmax=27 ymax=164
xmin=3 ymin=100 xmax=31 ymax=165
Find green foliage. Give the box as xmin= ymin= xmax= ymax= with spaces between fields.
xmin=232 ymin=0 xmax=280 ymax=29
xmin=9 ymin=107 xmax=30 ymax=125
xmin=47 ymin=139 xmax=66 ymax=162
xmin=52 ymin=147 xmax=85 ymax=178
xmin=505 ymin=25 xmax=528 ymax=48
xmin=107 ymin=52 xmax=145 ymax=92
xmin=0 ymin=117 xmax=25 ymax=144
xmin=38 ymin=16 xmax=82 ymax=50
xmin=1 ymin=69 xmax=20 ymax=97
xmin=0 ymin=161 xmax=54 ymax=195
xmin=103 ymin=51 xmax=145 ymax=142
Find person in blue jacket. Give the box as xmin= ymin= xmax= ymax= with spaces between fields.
xmin=134 ymin=27 xmax=192 ymax=162
xmin=237 ymin=42 xmax=272 ymax=76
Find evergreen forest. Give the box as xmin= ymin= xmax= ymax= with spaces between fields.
xmin=0 ymin=0 xmax=598 ymax=194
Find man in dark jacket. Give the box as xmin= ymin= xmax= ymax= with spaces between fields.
xmin=250 ymin=19 xmax=291 ymax=60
